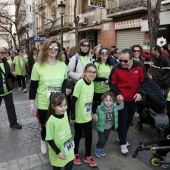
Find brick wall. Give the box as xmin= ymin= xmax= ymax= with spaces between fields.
xmin=100 ymin=22 xmax=116 ymax=47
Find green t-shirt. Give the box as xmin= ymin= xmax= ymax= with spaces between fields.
xmin=73 ymin=79 xmax=94 ymax=123
xmin=0 ymin=63 xmax=12 ymax=96
xmin=45 ymin=113 xmax=74 ymax=167
xmin=80 ymin=55 xmax=89 ymax=68
xmin=94 ymin=62 xmax=112 ymax=93
xmin=31 ymin=61 xmax=67 ymax=110
xmin=13 ymin=56 xmax=27 ymax=76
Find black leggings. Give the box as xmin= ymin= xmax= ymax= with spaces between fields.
xmin=37 ymin=109 xmax=48 ymax=140
xmin=53 ymin=160 xmax=73 ymax=170
xmin=93 ymin=93 xmax=102 ymax=113
xmin=17 ymin=75 xmax=26 ymax=89
xmin=74 ymin=120 xmax=92 ymax=157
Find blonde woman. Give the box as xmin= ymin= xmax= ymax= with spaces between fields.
xmin=12 ymin=49 xmax=27 ymax=93
xmin=29 ymin=37 xmax=72 ymax=154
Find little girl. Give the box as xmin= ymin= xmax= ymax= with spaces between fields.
xmin=70 ymin=63 xmax=97 ymax=167
xmin=46 ymin=92 xmax=74 ymax=170
xmin=93 ymin=91 xmax=124 ymax=158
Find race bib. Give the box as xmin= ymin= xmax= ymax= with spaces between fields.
xmin=64 ymin=137 xmax=74 ymax=156
xmin=101 ymin=81 xmax=108 ymax=86
xmin=47 ymin=86 xmax=61 ymax=98
xmin=84 ymin=102 xmax=92 ymax=115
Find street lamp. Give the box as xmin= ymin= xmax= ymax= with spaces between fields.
xmin=25 ymin=25 xmax=30 ymax=52
xmin=58 ymin=1 xmax=66 ymax=48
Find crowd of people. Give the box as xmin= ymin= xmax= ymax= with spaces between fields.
xmin=1 ymin=39 xmax=170 ymax=169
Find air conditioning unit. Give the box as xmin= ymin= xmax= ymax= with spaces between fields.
xmin=78 ymin=14 xmax=88 ymax=25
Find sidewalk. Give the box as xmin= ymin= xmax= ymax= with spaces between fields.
xmin=0 ymin=87 xmax=165 ymax=170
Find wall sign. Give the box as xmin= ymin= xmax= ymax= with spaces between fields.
xmin=88 ymin=0 xmax=106 ymax=8
xmin=30 ymin=36 xmax=46 ymax=42
xmin=115 ymin=19 xmax=142 ymax=30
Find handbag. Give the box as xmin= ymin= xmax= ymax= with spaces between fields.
xmin=0 ymin=67 xmax=14 ymax=90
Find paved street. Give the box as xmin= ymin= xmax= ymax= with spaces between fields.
xmin=0 ymin=87 xmax=169 ymax=170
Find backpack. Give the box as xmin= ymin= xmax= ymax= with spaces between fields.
xmin=73 ymin=54 xmax=79 ymax=72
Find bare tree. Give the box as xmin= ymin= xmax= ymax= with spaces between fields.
xmin=38 ymin=0 xmax=58 ymax=38
xmin=147 ymin=0 xmax=162 ymax=58
xmin=0 ymin=35 xmax=13 ymax=49
xmin=0 ymin=0 xmax=27 ymax=49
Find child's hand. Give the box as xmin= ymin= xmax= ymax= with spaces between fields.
xmin=93 ymin=114 xmax=98 ymax=121
xmin=58 ymin=152 xmax=66 ymax=160
xmin=70 ymin=119 xmax=75 ymax=126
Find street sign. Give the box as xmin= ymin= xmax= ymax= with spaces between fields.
xmin=88 ymin=0 xmax=106 ymax=8
xmin=29 ymin=36 xmax=46 ymax=42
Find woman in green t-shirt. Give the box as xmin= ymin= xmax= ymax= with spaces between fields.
xmin=46 ymin=93 xmax=74 ymax=170
xmin=12 ymin=49 xmax=27 ymax=93
xmin=93 ymin=47 xmax=113 ymax=113
xmin=29 ymin=37 xmax=72 ymax=155
xmin=70 ymin=63 xmax=97 ymax=167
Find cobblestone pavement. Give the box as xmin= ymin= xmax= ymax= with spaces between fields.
xmin=0 ymin=87 xmax=168 ymax=170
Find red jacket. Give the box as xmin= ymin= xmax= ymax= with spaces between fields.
xmin=109 ymin=60 xmax=148 ymax=101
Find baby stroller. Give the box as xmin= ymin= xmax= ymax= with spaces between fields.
xmin=132 ymin=134 xmax=170 ymax=168
xmin=135 ymin=78 xmax=169 ymax=138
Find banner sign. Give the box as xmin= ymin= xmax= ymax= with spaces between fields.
xmin=88 ymin=0 xmax=106 ymax=8
xmin=30 ymin=36 xmax=46 ymax=42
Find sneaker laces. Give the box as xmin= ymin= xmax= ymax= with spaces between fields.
xmin=89 ymin=157 xmax=94 ymax=161
xmin=75 ymin=155 xmax=79 ymax=159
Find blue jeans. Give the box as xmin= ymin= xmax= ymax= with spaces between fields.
xmin=118 ymin=101 xmax=137 ymax=145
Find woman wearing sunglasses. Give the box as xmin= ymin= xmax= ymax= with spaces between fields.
xmin=131 ymin=45 xmax=144 ymax=62
xmin=93 ymin=47 xmax=113 ymax=111
xmin=29 ymin=37 xmax=72 ymax=155
xmin=12 ymin=49 xmax=27 ymax=93
xmin=67 ymin=39 xmax=93 ymax=82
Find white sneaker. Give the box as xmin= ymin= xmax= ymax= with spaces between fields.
xmin=18 ymin=87 xmax=21 ymax=91
xmin=120 ymin=145 xmax=129 ymax=154
xmin=23 ymin=89 xmax=27 ymax=93
xmin=41 ymin=140 xmax=47 ymax=154
xmin=117 ymin=137 xmax=129 ymax=147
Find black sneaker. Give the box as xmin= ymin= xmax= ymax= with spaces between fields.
xmin=10 ymin=122 xmax=22 ymax=129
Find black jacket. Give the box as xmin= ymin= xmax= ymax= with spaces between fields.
xmin=28 ymin=54 xmax=35 ymax=76
xmin=0 ymin=58 xmax=13 ymax=94
xmin=152 ymin=54 xmax=170 ymax=88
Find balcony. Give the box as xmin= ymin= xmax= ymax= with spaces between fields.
xmin=107 ymin=0 xmax=147 ymax=18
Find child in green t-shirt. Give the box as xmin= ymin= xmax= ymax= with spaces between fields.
xmin=70 ymin=63 xmax=97 ymax=167
xmin=46 ymin=92 xmax=74 ymax=170
xmin=93 ymin=91 xmax=124 ymax=158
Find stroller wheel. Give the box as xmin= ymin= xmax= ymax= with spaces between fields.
xmin=135 ymin=122 xmax=143 ymax=132
xmin=150 ymin=157 xmax=161 ymax=167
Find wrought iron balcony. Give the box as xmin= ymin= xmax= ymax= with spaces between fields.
xmin=107 ymin=0 xmax=147 ymax=18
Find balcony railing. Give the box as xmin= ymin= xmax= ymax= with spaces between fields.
xmin=107 ymin=0 xmax=147 ymax=18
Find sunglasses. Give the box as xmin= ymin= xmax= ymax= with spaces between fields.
xmin=119 ymin=59 xmax=129 ymax=63
xmin=133 ymin=50 xmax=140 ymax=53
xmin=49 ymin=46 xmax=59 ymax=51
xmin=0 ymin=52 xmax=6 ymax=55
xmin=81 ymin=44 xmax=90 ymax=47
xmin=101 ymin=52 xmax=108 ymax=55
